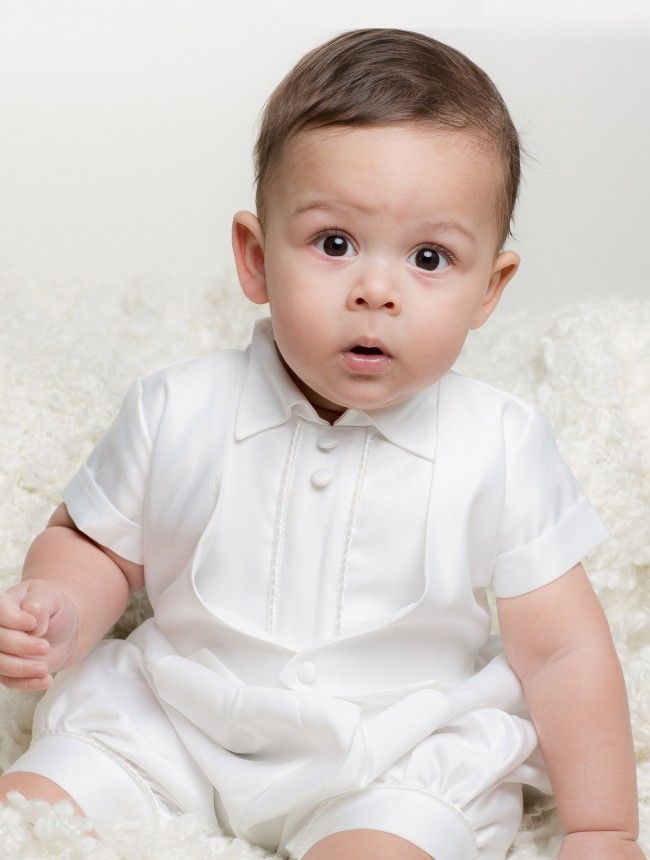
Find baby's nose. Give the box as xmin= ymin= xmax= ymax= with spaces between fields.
xmin=347 ymin=275 xmax=400 ymax=312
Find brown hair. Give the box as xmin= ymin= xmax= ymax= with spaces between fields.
xmin=253 ymin=27 xmax=528 ymax=253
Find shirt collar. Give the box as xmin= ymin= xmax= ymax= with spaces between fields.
xmin=234 ymin=315 xmax=439 ymax=462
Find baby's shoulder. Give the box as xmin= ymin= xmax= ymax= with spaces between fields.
xmin=141 ymin=344 xmax=242 ymax=386
xmin=440 ymin=370 xmax=540 ymax=446
xmin=136 ymin=345 xmax=246 ymax=427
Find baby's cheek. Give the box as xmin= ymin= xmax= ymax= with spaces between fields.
xmin=417 ymin=334 xmax=460 ymax=379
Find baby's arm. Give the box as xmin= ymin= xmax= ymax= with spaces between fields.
xmin=497 ymin=561 xmax=643 ymax=859
xmin=1 ymin=502 xmax=142 ymax=688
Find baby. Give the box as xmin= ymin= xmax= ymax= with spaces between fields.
xmin=0 ymin=27 xmax=642 ymax=860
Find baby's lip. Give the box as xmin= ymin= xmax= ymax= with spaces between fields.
xmin=342 ymin=336 xmax=392 ymax=357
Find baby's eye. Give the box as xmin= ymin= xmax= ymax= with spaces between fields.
xmin=407 ymin=246 xmax=453 ymax=273
xmin=311 ymin=231 xmax=455 ymax=271
xmin=312 ymin=231 xmax=355 ymax=258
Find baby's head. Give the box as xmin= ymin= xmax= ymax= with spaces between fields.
xmin=232 ymin=28 xmax=524 ymax=420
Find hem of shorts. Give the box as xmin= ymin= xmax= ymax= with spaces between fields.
xmin=282 ymin=783 xmax=479 ymax=860
xmin=3 ymin=730 xmax=162 ymax=837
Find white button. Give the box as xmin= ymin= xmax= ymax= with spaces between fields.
xmin=316 ymin=435 xmax=339 ymax=452
xmin=297 ymin=660 xmax=318 ymax=684
xmin=311 ymin=468 xmax=332 ymax=488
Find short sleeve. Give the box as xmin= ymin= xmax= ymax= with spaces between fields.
xmin=60 ymin=376 xmax=150 ymax=565
xmin=491 ymin=408 xmax=611 ymax=598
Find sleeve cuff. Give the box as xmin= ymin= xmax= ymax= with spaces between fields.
xmin=491 ymin=494 xmax=611 ymax=598
xmin=61 ymin=463 xmax=144 ymax=565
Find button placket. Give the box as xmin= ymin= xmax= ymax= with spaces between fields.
xmin=312 ymin=434 xmax=338 ymax=488
xmin=297 ymin=660 xmax=318 ymax=684
xmin=311 ymin=468 xmax=333 ymax=488
xmin=316 ymin=434 xmax=339 ymax=452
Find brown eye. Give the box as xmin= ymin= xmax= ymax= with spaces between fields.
xmin=409 ymin=246 xmax=452 ymax=272
xmin=314 ymin=233 xmax=354 ymax=258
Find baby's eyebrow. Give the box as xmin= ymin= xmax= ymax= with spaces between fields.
xmin=413 ymin=219 xmax=476 ymax=245
xmin=291 ymin=198 xmax=372 ymax=217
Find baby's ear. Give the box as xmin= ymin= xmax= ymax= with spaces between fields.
xmin=469 ymin=250 xmax=520 ymax=330
xmin=232 ymin=211 xmax=269 ymax=305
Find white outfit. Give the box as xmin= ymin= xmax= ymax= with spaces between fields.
xmin=6 ymin=316 xmax=610 ymax=859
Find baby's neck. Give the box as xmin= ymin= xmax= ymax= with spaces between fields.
xmin=274 ymin=342 xmax=345 ymax=425
xmin=313 ymin=405 xmax=344 ymax=425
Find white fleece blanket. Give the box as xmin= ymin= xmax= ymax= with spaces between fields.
xmin=0 ymin=269 xmax=648 ymax=858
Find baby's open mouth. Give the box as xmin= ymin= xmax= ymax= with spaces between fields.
xmin=340 ymin=342 xmax=393 ymax=373
xmin=344 ymin=339 xmax=392 ymax=357
xmin=350 ymin=345 xmax=385 ymax=355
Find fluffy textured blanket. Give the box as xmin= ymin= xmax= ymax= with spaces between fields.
xmin=0 ymin=268 xmax=648 ymax=858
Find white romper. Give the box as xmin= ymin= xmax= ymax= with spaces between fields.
xmin=6 ymin=315 xmax=611 ymax=859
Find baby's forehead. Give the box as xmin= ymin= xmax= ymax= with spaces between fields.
xmin=279 ymin=124 xmax=501 ymax=191
xmin=273 ymin=124 xmax=503 ymax=239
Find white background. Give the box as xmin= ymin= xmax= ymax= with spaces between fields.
xmin=0 ymin=0 xmax=648 ymax=314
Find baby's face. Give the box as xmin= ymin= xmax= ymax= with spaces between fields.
xmin=233 ymin=122 xmax=520 ymax=417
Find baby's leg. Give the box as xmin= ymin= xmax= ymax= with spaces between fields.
xmin=304 ymin=829 xmax=433 ymax=858
xmin=0 ymin=771 xmax=99 ymax=839
xmin=0 ymin=770 xmax=85 ymax=812
xmin=1 ymin=639 xmax=219 ymax=841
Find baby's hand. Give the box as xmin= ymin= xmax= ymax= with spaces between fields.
xmin=0 ymin=579 xmax=79 ymax=690
xmin=559 ymin=831 xmax=646 ymax=859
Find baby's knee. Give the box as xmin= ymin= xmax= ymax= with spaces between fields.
xmin=0 ymin=769 xmax=83 ymax=810
xmin=0 ymin=770 xmax=100 ymax=838
xmin=303 ymin=828 xmax=433 ymax=859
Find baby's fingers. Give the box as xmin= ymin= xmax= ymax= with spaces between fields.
xmin=20 ymin=582 xmax=63 ymax=639
xmin=0 ymin=672 xmax=53 ymax=691
xmin=0 ymin=651 xmax=50 ymax=683
xmin=0 ymin=590 xmax=37 ymax=632
xmin=0 ymin=626 xmax=50 ymax=660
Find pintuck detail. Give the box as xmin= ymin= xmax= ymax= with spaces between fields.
xmin=267 ymin=419 xmax=304 ymax=637
xmin=333 ymin=427 xmax=374 ymax=637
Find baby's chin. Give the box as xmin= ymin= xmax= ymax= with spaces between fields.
xmin=306 ymin=372 xmax=420 ymax=414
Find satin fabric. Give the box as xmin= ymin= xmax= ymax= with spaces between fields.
xmin=7 ymin=316 xmax=611 ymax=856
